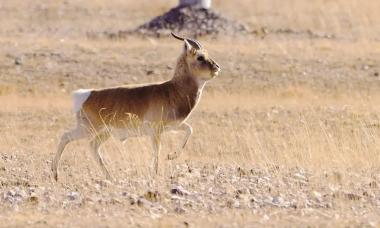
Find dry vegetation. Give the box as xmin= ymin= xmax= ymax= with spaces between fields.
xmin=1 ymin=0 xmax=380 ymax=227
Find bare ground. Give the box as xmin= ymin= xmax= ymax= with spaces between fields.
xmin=1 ymin=0 xmax=380 ymax=227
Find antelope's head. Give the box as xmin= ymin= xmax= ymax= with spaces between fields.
xmin=172 ymin=32 xmax=221 ymax=81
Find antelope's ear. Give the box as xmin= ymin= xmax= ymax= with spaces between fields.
xmin=184 ymin=39 xmax=192 ymax=52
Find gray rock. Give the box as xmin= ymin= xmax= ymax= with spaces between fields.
xmin=67 ymin=191 xmax=80 ymax=201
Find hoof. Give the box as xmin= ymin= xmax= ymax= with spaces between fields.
xmin=53 ymin=172 xmax=58 ymax=182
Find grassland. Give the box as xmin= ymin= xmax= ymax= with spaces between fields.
xmin=0 ymin=0 xmax=380 ymax=227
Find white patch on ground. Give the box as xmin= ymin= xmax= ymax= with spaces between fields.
xmin=72 ymin=89 xmax=92 ymax=113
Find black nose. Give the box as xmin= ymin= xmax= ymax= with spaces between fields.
xmin=211 ymin=59 xmax=220 ymax=69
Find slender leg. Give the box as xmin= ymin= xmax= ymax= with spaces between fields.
xmin=150 ymin=131 xmax=162 ymax=174
xmin=180 ymin=122 xmax=193 ymax=149
xmin=52 ymin=127 xmax=88 ymax=181
xmin=89 ymin=131 xmax=112 ymax=180
xmin=167 ymin=122 xmax=193 ymax=160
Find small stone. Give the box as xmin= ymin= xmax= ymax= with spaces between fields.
xmin=171 ymin=186 xmax=191 ymax=196
xmin=313 ymin=191 xmax=322 ymax=199
xmin=15 ymin=57 xmax=23 ymax=65
xmin=294 ymin=173 xmax=306 ymax=180
xmin=67 ymin=192 xmax=80 ymax=201
xmin=362 ymin=65 xmax=370 ymax=70
xmin=7 ymin=190 xmax=16 ymax=197
xmin=261 ymin=214 xmax=270 ymax=222
xmin=137 ymin=197 xmax=152 ymax=207
xmin=174 ymin=207 xmax=186 ymax=214
xmin=128 ymin=196 xmax=137 ymax=205
xmin=272 ymin=196 xmax=285 ymax=206
xmin=121 ymin=192 xmax=128 ymax=197
xmin=146 ymin=70 xmax=154 ymax=75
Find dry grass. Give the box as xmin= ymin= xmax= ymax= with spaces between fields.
xmin=1 ymin=0 xmax=380 ymax=227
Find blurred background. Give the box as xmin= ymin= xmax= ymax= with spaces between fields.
xmin=0 ymin=0 xmax=379 ymax=96
xmin=1 ymin=0 xmax=380 ymax=39
xmin=1 ymin=1 xmax=380 ymax=227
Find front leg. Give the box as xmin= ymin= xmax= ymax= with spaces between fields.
xmin=167 ymin=122 xmax=193 ymax=160
xmin=89 ymin=132 xmax=112 ymax=181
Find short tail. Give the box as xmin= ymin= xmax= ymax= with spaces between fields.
xmin=72 ymin=89 xmax=92 ymax=113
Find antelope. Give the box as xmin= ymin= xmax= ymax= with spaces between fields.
xmin=51 ymin=33 xmax=221 ymax=181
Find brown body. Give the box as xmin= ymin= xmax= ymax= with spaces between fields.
xmin=82 ymin=75 xmax=200 ymax=130
xmin=51 ymin=33 xmax=220 ymax=181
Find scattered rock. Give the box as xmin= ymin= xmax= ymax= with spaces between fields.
xmin=226 ymin=199 xmax=240 ymax=208
xmin=272 ymin=196 xmax=284 ymax=206
xmin=261 ymin=214 xmax=270 ymax=222
xmin=67 ymin=192 xmax=80 ymax=201
xmin=174 ymin=206 xmax=186 ymax=214
xmin=3 ymin=188 xmax=27 ymax=204
xmin=146 ymin=70 xmax=155 ymax=76
xmin=125 ymin=194 xmax=138 ymax=205
xmin=312 ymin=191 xmax=323 ymax=203
xmin=137 ymin=197 xmax=153 ymax=208
xmin=14 ymin=57 xmax=23 ymax=65
xmin=171 ymin=186 xmax=191 ymax=196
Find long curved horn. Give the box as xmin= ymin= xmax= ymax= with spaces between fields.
xmin=187 ymin=38 xmax=202 ymax=50
xmin=171 ymin=32 xmax=202 ymax=50
xmin=171 ymin=32 xmax=185 ymax=41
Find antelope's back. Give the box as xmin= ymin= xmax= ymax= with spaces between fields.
xmin=81 ymin=83 xmax=170 ymax=128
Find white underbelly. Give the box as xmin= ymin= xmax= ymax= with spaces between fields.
xmin=110 ymin=124 xmax=152 ymax=140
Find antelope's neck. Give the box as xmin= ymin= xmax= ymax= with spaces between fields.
xmin=172 ymin=75 xmax=206 ymax=99
xmin=170 ymin=59 xmax=206 ymax=121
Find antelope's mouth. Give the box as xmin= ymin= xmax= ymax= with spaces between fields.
xmin=212 ymin=67 xmax=221 ymax=77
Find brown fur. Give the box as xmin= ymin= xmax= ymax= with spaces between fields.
xmin=52 ymin=34 xmax=220 ymax=181
xmin=81 ymin=75 xmax=199 ymax=129
xmin=80 ymin=48 xmax=214 ymax=131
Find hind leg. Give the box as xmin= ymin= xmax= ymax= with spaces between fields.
xmin=52 ymin=126 xmax=88 ymax=181
xmin=89 ymin=131 xmax=112 ymax=180
xmin=150 ymin=131 xmax=162 ymax=174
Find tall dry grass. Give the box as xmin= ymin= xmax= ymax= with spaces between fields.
xmin=1 ymin=89 xmax=380 ymax=182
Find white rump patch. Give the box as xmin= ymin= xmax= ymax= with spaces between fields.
xmin=72 ymin=89 xmax=92 ymax=113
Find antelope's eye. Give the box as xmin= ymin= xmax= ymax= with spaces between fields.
xmin=197 ymin=56 xmax=205 ymax=62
